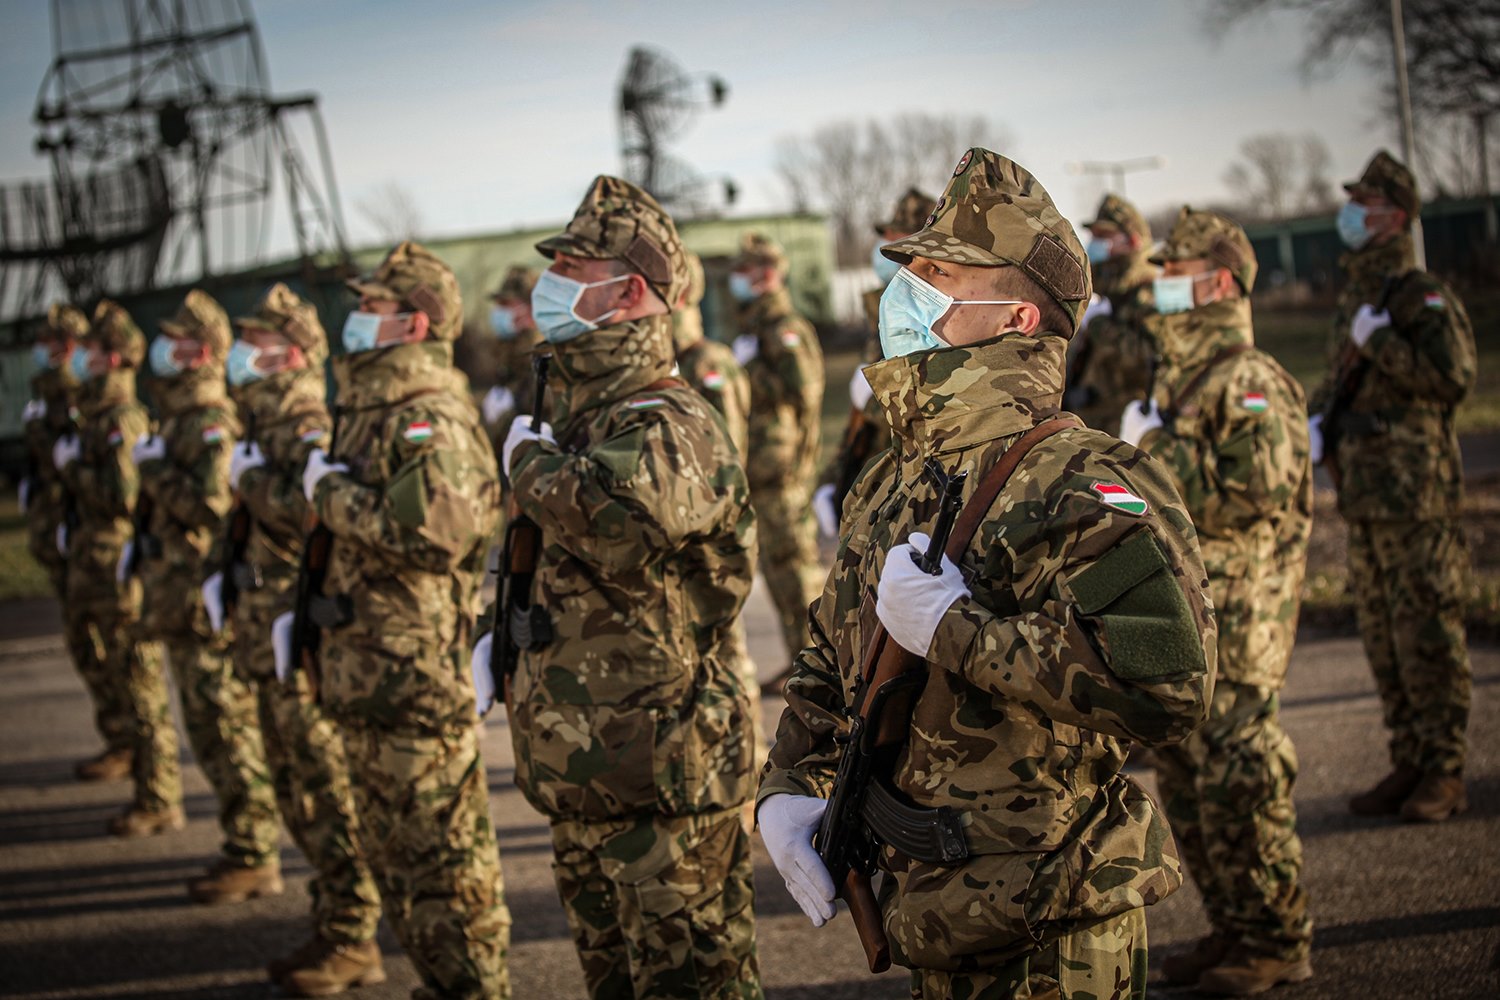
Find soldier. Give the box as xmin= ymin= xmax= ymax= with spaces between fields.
xmin=203 ymin=283 xmax=385 ymax=994
xmin=813 ymin=188 xmax=936 ymax=542
xmin=1065 ymin=193 xmax=1159 ymax=433
xmin=493 ymin=175 xmax=762 ymax=998
xmin=1311 ymin=151 xmax=1476 ymax=823
xmin=128 ymin=290 xmax=282 ymax=901
xmin=728 ymin=231 xmax=825 ymax=680
xmin=758 ymin=148 xmax=1215 ymax=1000
xmin=1120 ymin=208 xmax=1315 ymax=995
xmin=54 ymin=301 xmax=183 ymax=836
xmin=288 ymin=241 xmax=511 ymax=999
xmin=481 ymin=265 xmax=544 ymax=446
xmin=22 ymin=304 xmax=134 ymax=780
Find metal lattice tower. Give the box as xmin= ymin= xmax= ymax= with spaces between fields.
xmin=617 ymin=46 xmax=732 ymax=216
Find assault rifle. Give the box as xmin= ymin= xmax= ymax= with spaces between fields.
xmin=832 ymin=404 xmax=879 ymax=515
xmin=288 ymin=414 xmax=343 ymax=696
xmin=1319 ymin=273 xmax=1408 ymax=489
xmin=124 ymin=412 xmax=162 ymax=579
xmin=219 ymin=413 xmax=257 ymax=620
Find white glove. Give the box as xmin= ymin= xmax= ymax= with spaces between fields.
xmin=848 ymin=368 xmax=874 ymax=411
xmin=757 ymin=794 xmax=837 ymax=927
xmin=115 ymin=540 xmax=134 ymax=584
xmin=55 ymin=523 xmax=68 ymax=556
xmin=18 ymin=476 xmax=33 ymax=514
xmin=52 ymin=434 xmax=80 ymax=470
xmin=482 ymin=386 xmax=517 ymax=425
xmin=230 ymin=441 xmax=266 ymax=490
xmin=272 ymin=611 xmax=295 ymax=682
xmin=302 ymin=448 xmax=349 ymax=502
xmin=1080 ymin=294 xmax=1113 ymax=330
xmin=132 ymin=434 xmax=166 ymax=465
xmin=202 ymin=572 xmax=225 ymax=634
xmin=875 ymin=531 xmax=970 ymax=658
xmin=1308 ymin=414 xmax=1325 ymax=466
xmin=502 ymin=417 xmax=555 ymax=479
xmin=471 ymin=633 xmax=496 ymax=718
xmin=1118 ymin=399 xmax=1164 ymax=447
xmin=813 ymin=483 xmax=839 ymax=540
xmin=1350 ymin=304 xmax=1392 ymax=349
xmin=22 ymin=399 xmax=45 ymax=423
xmin=731 ymin=334 xmax=759 ymax=366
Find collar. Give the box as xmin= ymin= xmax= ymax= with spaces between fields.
xmin=550 ymin=314 xmax=675 ymax=427
xmin=331 ymin=340 xmax=454 ymax=410
xmin=233 ymin=365 xmax=325 ymax=430
xmin=1092 ymin=253 xmax=1156 ymax=303
xmin=737 ymin=288 xmax=795 ymax=333
xmin=151 ymin=364 xmax=230 ymax=418
xmin=1146 ymin=298 xmax=1253 ymax=374
xmin=78 ymin=367 xmax=138 ymax=418
xmin=1341 ymin=233 xmax=1417 ymax=299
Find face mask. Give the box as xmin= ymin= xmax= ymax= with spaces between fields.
xmin=1153 ymin=272 xmax=1218 ymax=315
xmin=1337 ymin=200 xmax=1371 ymax=250
xmin=150 ymin=336 xmax=185 ymax=377
xmin=878 ymin=266 xmax=1021 ymax=359
xmin=1086 ymin=238 xmax=1113 ymax=264
xmin=341 ymin=310 xmax=399 ymax=354
xmin=490 ymin=304 xmax=518 ymax=339
xmin=871 ymin=245 xmax=902 ymax=285
xmin=70 ymin=346 xmax=95 ymax=382
xmin=531 ymin=271 xmax=630 ymax=344
xmin=227 ymin=340 xmax=288 ymax=386
xmin=32 ymin=344 xmax=55 ymax=370
xmin=727 ymin=272 xmax=757 ymax=302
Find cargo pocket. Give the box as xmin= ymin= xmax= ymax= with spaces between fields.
xmin=657 ymin=669 xmax=754 ymax=815
xmin=883 ymin=849 xmax=1047 ymax=971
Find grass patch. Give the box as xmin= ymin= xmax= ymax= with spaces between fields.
xmin=0 ymin=494 xmax=53 ymax=603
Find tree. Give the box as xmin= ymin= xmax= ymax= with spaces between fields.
xmin=1222 ymin=133 xmax=1337 ymax=220
xmin=356 ymin=181 xmax=424 ymax=244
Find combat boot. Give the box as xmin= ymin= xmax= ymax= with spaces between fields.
xmin=108 ymin=804 xmax=185 ymax=838
xmin=1160 ymin=932 xmax=1232 ymax=986
xmin=75 ymin=748 xmax=133 ymax=781
xmin=1399 ymin=772 xmax=1467 ymax=823
xmin=187 ymin=858 xmax=284 ymax=904
xmin=1348 ymin=764 xmax=1421 ymax=815
xmin=275 ymin=936 xmax=386 ymax=997
xmin=1197 ymin=946 xmax=1313 ymax=996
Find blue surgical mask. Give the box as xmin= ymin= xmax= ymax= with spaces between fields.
xmin=1086 ymin=238 xmax=1113 ymax=264
xmin=1337 ymin=201 xmax=1371 ymax=250
xmin=870 ymin=245 xmax=901 ymax=285
xmin=878 ymin=266 xmax=1021 ymax=359
xmin=531 ymin=270 xmax=629 ymax=344
xmin=150 ymin=336 xmax=184 ymax=377
xmin=1153 ymin=273 xmax=1216 ymax=315
xmin=490 ymin=304 xmax=517 ymax=339
xmin=32 ymin=344 xmax=54 ymax=370
xmin=70 ymin=346 xmax=94 ymax=382
xmin=727 ymin=272 xmax=757 ymax=302
xmin=341 ymin=311 xmax=389 ymax=354
xmin=227 ymin=340 xmax=286 ymax=387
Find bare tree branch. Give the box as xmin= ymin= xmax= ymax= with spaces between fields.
xmin=356 ymin=181 xmax=424 ymax=244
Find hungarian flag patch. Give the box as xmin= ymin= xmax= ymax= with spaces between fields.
xmin=780 ymin=329 xmax=801 ymax=348
xmin=403 ymin=421 xmax=434 ymax=443
xmin=201 ymin=425 xmax=224 ymax=444
xmin=1242 ymin=393 xmax=1269 ymax=413
xmin=106 ymin=428 xmax=123 ymax=446
xmin=299 ymin=428 xmax=326 ymax=443
xmin=701 ymin=370 xmax=726 ymax=391
xmin=627 ymin=397 xmax=667 ymax=411
xmin=1424 ymin=292 xmax=1445 ymax=310
xmin=1091 ymin=482 xmax=1149 ymax=515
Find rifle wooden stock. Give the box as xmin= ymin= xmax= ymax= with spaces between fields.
xmin=834 ymin=405 xmax=878 ymax=511
xmin=842 ymin=868 xmax=890 ymax=973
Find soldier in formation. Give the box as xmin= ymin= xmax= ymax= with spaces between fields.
xmin=481 ymin=264 xmax=545 ymax=448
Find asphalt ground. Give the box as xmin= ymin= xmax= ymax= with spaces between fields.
xmin=0 ymin=575 xmax=1496 ymax=1000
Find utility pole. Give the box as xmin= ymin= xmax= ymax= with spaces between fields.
xmin=1066 ymin=156 xmax=1166 ymax=197
xmin=1390 ymin=0 xmax=1427 ymax=267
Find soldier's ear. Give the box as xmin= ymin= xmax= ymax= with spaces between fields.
xmin=1012 ymin=302 xmax=1042 ymax=336
xmin=407 ymin=310 xmax=431 ymax=342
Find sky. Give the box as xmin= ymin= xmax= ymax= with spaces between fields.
xmin=0 ymin=0 xmax=1399 ymax=262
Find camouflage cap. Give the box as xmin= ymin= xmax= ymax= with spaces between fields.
xmin=535 ymin=175 xmax=689 ymax=309
xmin=1084 ymin=193 xmax=1151 ymax=241
xmin=731 ymin=231 xmax=788 ymax=276
xmin=1344 ymin=149 xmax=1420 ymax=218
xmin=159 ymin=289 xmax=232 ymax=359
xmin=346 ymin=240 xmax=464 ymax=341
xmin=491 ymin=265 xmax=539 ymax=303
xmin=235 ymin=282 xmax=327 ymax=358
xmin=881 ymin=147 xmax=1092 ymax=331
xmin=1150 ymin=206 xmax=1259 ymax=294
xmin=41 ymin=303 xmax=89 ymax=342
xmin=874 ymin=187 xmax=938 ymax=236
xmin=682 ymin=251 xmax=706 ymax=308
xmin=87 ymin=299 xmax=146 ymax=367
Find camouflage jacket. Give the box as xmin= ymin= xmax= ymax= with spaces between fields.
xmin=737 ymin=288 xmax=825 ymax=490
xmin=761 ymin=333 xmax=1214 ymax=963
xmin=23 ymin=366 xmax=80 ymax=579
xmin=136 ymin=367 xmax=240 ymax=636
xmin=674 ymin=329 xmax=751 ymax=457
xmin=1069 ymin=258 xmax=1157 ymax=433
xmin=480 ymin=325 xmax=545 ymax=439
xmin=507 ymin=313 xmax=758 ymax=823
xmin=819 ymin=284 xmax=893 ymax=499
xmin=1310 ymin=235 xmax=1476 ymax=522
xmin=1140 ymin=299 xmax=1311 ymax=688
xmin=315 ymin=341 xmax=500 ymax=733
xmin=58 ymin=369 xmax=150 ymax=606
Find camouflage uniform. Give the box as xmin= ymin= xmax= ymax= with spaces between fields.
xmin=316 ymin=241 xmax=509 ymax=999
xmin=58 ymin=303 xmax=182 ymax=819
xmin=134 ymin=291 xmax=280 ymax=869
xmin=1067 ymin=194 xmax=1158 ymax=433
xmin=481 ymin=265 xmax=546 ymax=449
xmin=761 ymin=149 xmax=1215 ymax=1000
xmin=509 ymin=177 xmax=762 ymax=999
xmin=735 ymin=232 xmax=826 ymax=663
xmin=1312 ymin=153 xmax=1476 ymax=785
xmin=1138 ymin=209 xmax=1314 ymax=964
xmin=227 ymin=284 xmax=383 ymax=947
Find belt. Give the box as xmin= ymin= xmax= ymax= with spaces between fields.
xmin=861 ymin=777 xmax=970 ymax=866
xmin=307 ymin=594 xmax=354 ymax=630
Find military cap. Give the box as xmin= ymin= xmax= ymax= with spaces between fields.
xmin=235 ymin=282 xmax=327 ymax=358
xmin=1084 ymin=193 xmax=1151 ymax=242
xmin=347 ymin=240 xmax=464 ymax=341
xmin=1150 ymin=206 xmax=1259 ymax=295
xmin=41 ymin=303 xmax=89 ymax=342
xmin=535 ymin=175 xmax=689 ymax=309
xmin=1344 ymin=149 xmax=1420 ymax=218
xmin=159 ymin=289 xmax=232 ymax=360
xmin=731 ymin=231 xmax=789 ymax=276
xmin=682 ymin=251 xmax=706 ymax=308
xmin=881 ymin=147 xmax=1092 ymax=332
xmin=87 ymin=299 xmax=147 ymax=367
xmin=874 ymin=187 xmax=938 ymax=237
xmin=491 ymin=265 xmax=540 ymax=303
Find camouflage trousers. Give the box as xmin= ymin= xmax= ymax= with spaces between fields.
xmin=1347 ymin=519 xmax=1472 ymax=775
xmin=54 ymin=570 xmax=134 ymax=755
xmin=340 ymin=721 xmax=511 ymax=1000
xmin=160 ymin=627 xmax=280 ymax=866
xmin=551 ymin=807 xmax=762 ymax=999
xmin=910 ymin=908 xmax=1147 ymax=1000
xmin=1152 ymin=680 xmax=1312 ymax=960
xmin=748 ymin=481 xmax=824 ymax=664
xmin=726 ymin=620 xmax=765 ymax=770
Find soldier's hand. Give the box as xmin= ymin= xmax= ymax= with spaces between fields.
xmin=1308 ymin=414 xmax=1325 ymax=466
xmin=731 ymin=334 xmax=759 ymax=366
xmin=271 ymin=612 xmax=295 ymax=682
xmin=302 ymin=448 xmax=349 ymax=502
xmin=202 ymin=572 xmax=225 ymax=634
xmin=1118 ymin=399 xmax=1163 ymax=447
xmin=115 ymin=540 xmax=134 ymax=584
xmin=848 ymin=368 xmax=873 ymax=411
xmin=482 ymin=386 xmax=517 ymax=425
xmin=1350 ymin=304 xmax=1391 ymax=348
xmin=17 ymin=476 xmax=33 ymax=514
xmin=21 ymin=399 xmax=45 ymax=423
xmin=230 ymin=441 xmax=266 ymax=490
xmin=502 ymin=416 xmax=555 ymax=479
xmin=813 ymin=483 xmax=840 ymax=541
xmin=757 ymin=793 xmax=837 ymax=927
xmin=470 ymin=634 xmax=496 ymax=718
xmin=52 ymin=433 xmax=80 ymax=470
xmin=132 ymin=434 xmax=166 ymax=466
xmin=876 ymin=531 xmax=970 ymax=658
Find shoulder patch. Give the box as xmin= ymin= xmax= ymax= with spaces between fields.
xmin=107 ymin=427 xmax=124 ymax=446
xmin=299 ymin=427 xmax=326 ymax=443
xmin=701 ymin=370 xmax=725 ymax=391
xmin=201 ymin=424 xmax=225 ymax=444
xmin=780 ymin=329 xmax=801 ymax=348
xmin=1423 ymin=292 xmax=1445 ymax=310
xmin=1241 ymin=392 xmax=1268 ymax=413
xmin=402 ymin=420 xmax=434 ymax=443
xmin=1090 ymin=481 xmax=1149 ymax=516
xmin=626 ymin=397 xmax=668 ymax=411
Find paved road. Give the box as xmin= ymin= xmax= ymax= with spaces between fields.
xmin=0 ymin=578 xmax=1496 ymax=999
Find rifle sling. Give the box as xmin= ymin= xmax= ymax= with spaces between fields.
xmin=1160 ymin=344 xmax=1252 ymax=424
xmin=944 ymin=415 xmax=1082 ymax=562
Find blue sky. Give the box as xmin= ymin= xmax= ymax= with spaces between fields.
xmin=0 ymin=0 xmax=1394 ymax=255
